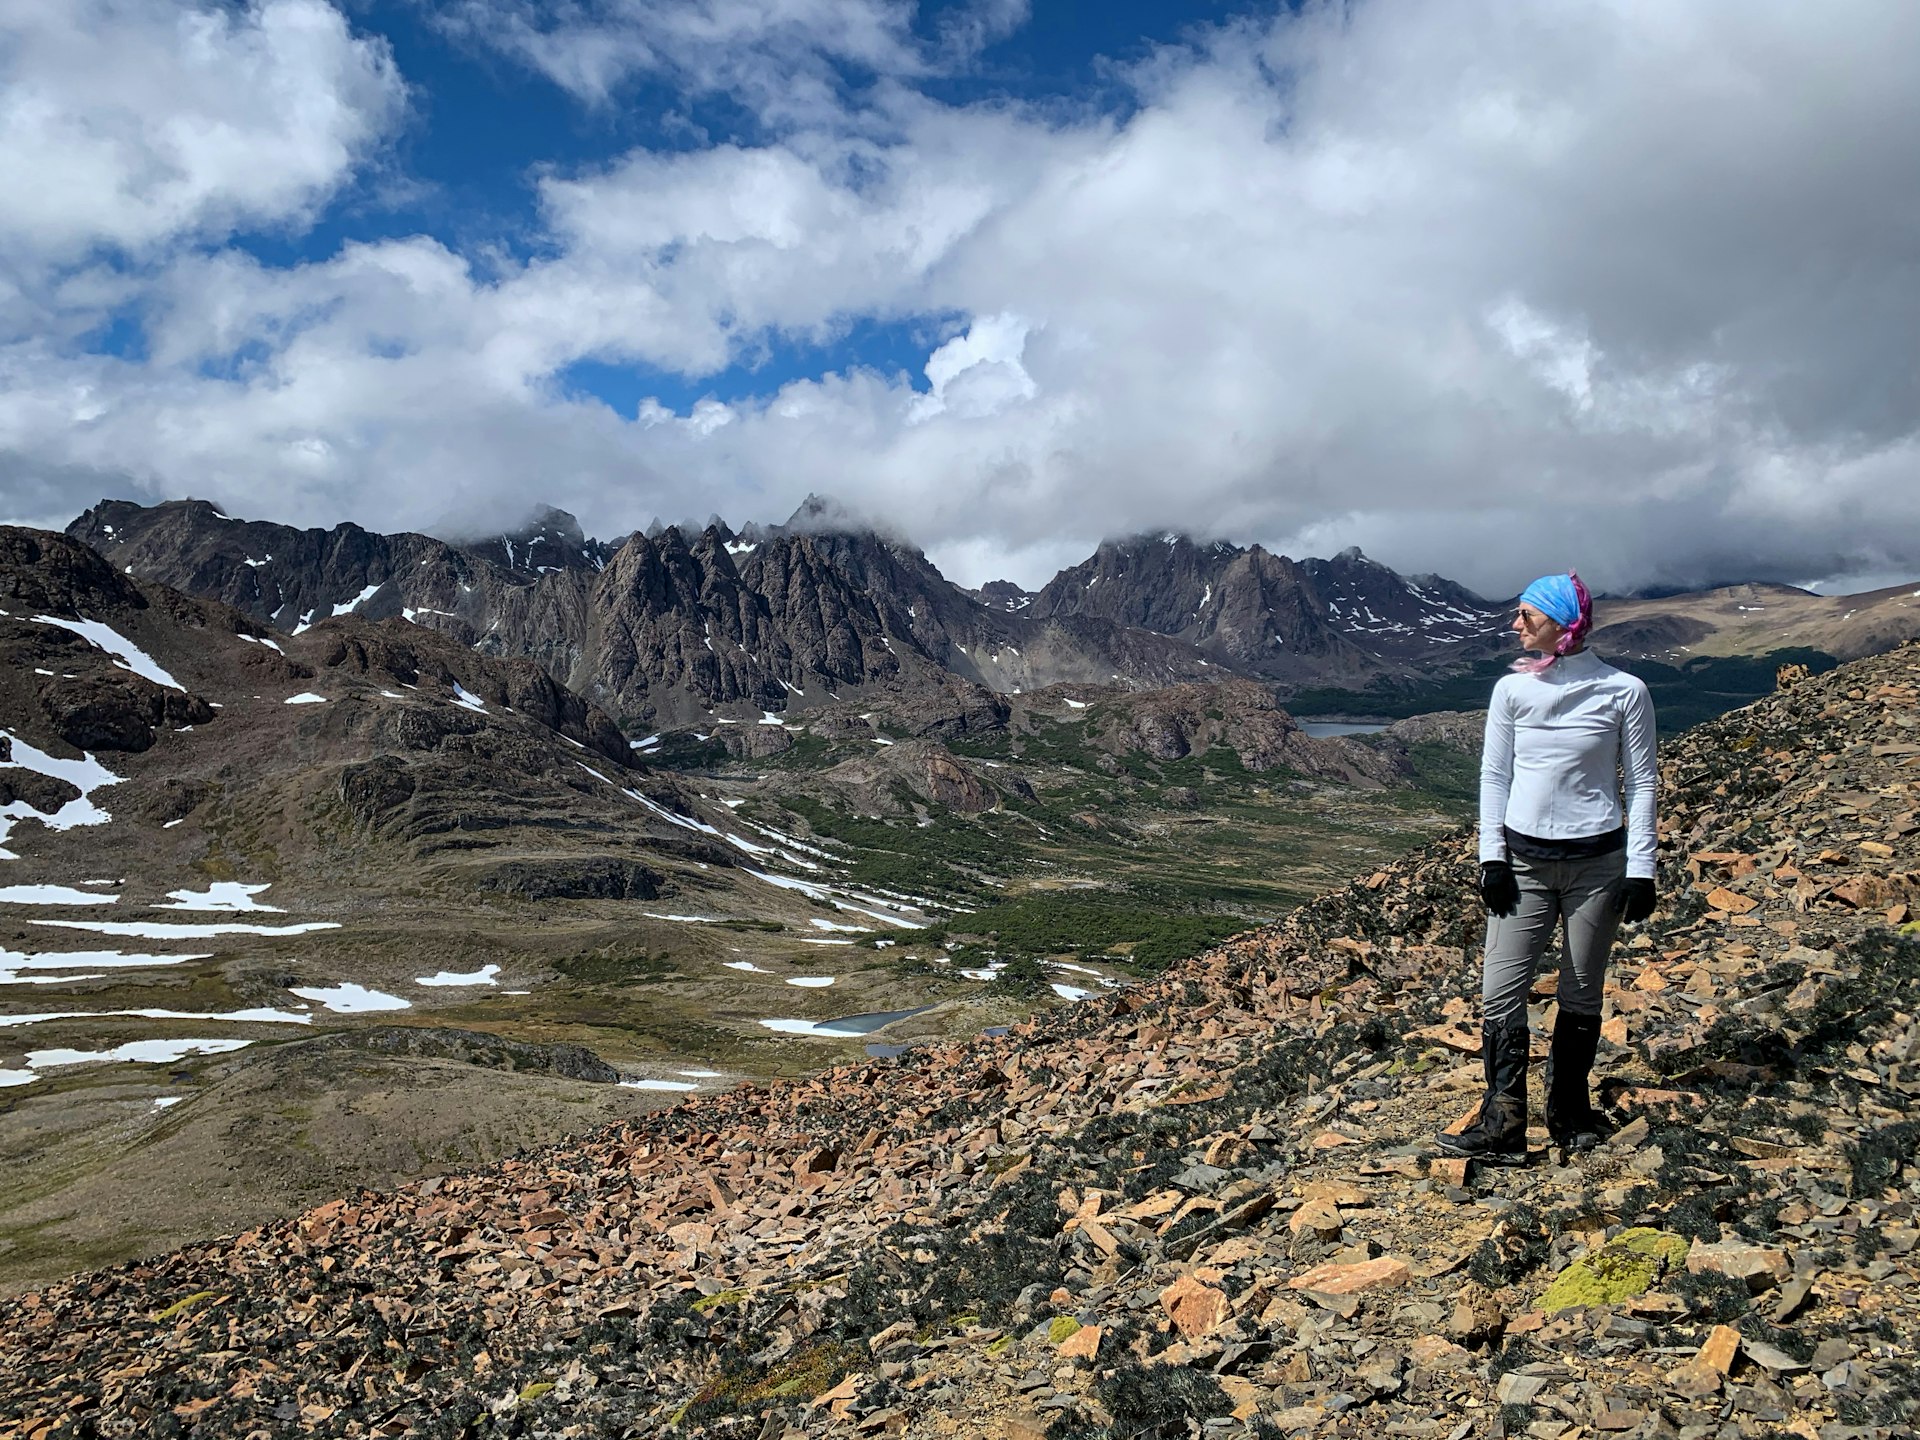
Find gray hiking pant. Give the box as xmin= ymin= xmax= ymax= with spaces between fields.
xmin=1482 ymin=850 xmax=1626 ymax=1029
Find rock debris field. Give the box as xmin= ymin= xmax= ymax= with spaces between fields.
xmin=5 ymin=646 xmax=1920 ymax=1440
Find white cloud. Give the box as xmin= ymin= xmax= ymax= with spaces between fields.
xmin=0 ymin=0 xmax=404 ymax=265
xmin=913 ymin=312 xmax=1035 ymax=420
xmin=2 ymin=0 xmax=1919 ymax=599
xmin=437 ymin=0 xmax=1028 ymax=117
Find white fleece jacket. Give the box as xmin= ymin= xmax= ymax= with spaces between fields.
xmin=1477 ymin=649 xmax=1659 ymax=878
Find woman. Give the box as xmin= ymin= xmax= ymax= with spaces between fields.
xmin=1435 ymin=571 xmax=1658 ymax=1166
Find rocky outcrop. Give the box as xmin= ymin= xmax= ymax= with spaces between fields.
xmin=1374 ymin=708 xmax=1486 ymax=751
xmin=7 ymin=642 xmax=1918 ymax=1438
xmin=0 ymin=528 xmax=234 ymax=754
xmin=919 ymin=748 xmax=995 ymax=813
xmin=470 ymin=857 xmax=664 ymax=902
xmin=301 ymin=1026 xmax=622 ymax=1083
xmin=292 ymin=618 xmax=630 ymax=766
xmin=1085 ymin=679 xmax=1402 ymax=786
xmin=971 ymin=579 xmax=1035 ymax=613
xmin=809 ymin=738 xmax=1004 ymax=817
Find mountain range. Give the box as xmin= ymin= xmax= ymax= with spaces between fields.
xmin=64 ymin=497 xmax=1920 ymax=730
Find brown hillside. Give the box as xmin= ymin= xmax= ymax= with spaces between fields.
xmin=1595 ymin=580 xmax=1920 ymax=663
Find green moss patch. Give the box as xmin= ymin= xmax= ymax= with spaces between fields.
xmin=1536 ymin=1228 xmax=1688 ymax=1313
xmin=681 ymin=1339 xmax=860 ymax=1426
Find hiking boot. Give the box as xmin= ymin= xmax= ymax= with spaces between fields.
xmin=1435 ymin=1021 xmax=1531 ymax=1167
xmin=1546 ymin=1010 xmax=1609 ymax=1156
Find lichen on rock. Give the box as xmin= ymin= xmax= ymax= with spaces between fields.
xmin=1535 ymin=1228 xmax=1690 ymax=1313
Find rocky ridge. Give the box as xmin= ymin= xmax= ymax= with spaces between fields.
xmin=4 ymin=640 xmax=1920 ymax=1440
xmin=68 ymin=502 xmax=1226 ymax=728
xmin=1029 ymin=537 xmax=1508 ymax=681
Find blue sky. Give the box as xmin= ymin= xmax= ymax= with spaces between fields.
xmin=222 ymin=0 xmax=1278 ymax=415
xmin=3 ymin=0 xmax=1918 ymax=594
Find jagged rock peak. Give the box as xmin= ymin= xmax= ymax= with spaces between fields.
xmin=512 ymin=505 xmax=585 ymax=545
xmin=972 ymin=580 xmax=1034 ymax=613
xmin=779 ymin=493 xmax=867 ymax=535
xmin=1098 ymin=532 xmax=1245 ymax=559
xmin=460 ymin=504 xmax=615 ymax=574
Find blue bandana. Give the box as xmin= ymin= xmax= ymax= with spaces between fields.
xmin=1519 ymin=574 xmax=1580 ymax=627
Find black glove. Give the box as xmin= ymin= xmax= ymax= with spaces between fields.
xmin=1480 ymin=860 xmax=1520 ymax=918
xmin=1618 ymin=877 xmax=1657 ymax=923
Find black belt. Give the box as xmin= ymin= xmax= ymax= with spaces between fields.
xmin=1504 ymin=824 xmax=1626 ymax=862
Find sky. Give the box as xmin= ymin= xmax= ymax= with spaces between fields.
xmin=1 ymin=0 xmax=1918 ymax=597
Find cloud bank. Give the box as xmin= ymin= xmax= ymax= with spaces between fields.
xmin=0 ymin=0 xmax=1916 ymax=596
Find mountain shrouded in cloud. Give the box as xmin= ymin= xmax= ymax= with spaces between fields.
xmin=0 ymin=0 xmax=1917 ymax=600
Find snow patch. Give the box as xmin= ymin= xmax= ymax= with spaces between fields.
xmin=415 ymin=965 xmax=501 ymax=987
xmin=331 ymin=584 xmax=382 ymax=617
xmin=26 ymin=1038 xmax=253 ymax=1070
xmin=757 ymin=1018 xmax=856 ymax=1037
xmin=0 ymin=885 xmax=120 ymax=906
xmin=1 ymin=731 xmax=123 ymax=856
xmin=158 ymin=882 xmax=282 ymax=913
xmin=289 ymin=983 xmax=411 ymax=1013
xmin=0 ymin=948 xmax=207 ymax=986
xmin=30 ymin=616 xmax=182 ymax=691
xmin=35 ymin=919 xmax=340 ymax=939
xmin=284 ymin=692 xmax=327 ymax=705
xmin=786 ymin=975 xmax=837 ymax=987
xmin=0 ymin=1005 xmax=311 ymax=1028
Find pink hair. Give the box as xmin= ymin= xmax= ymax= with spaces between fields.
xmin=1511 ymin=570 xmax=1592 ymax=674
